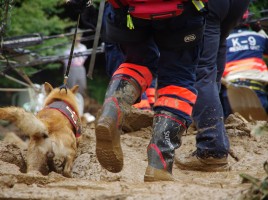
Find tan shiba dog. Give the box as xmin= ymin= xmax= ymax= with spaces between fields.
xmin=0 ymin=82 xmax=81 ymax=177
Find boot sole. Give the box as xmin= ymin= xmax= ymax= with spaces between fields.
xmin=144 ymin=166 xmax=174 ymax=182
xmin=144 ymin=175 xmax=156 ymax=182
xmin=95 ymin=123 xmax=123 ymax=173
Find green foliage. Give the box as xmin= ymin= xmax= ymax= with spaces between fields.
xmin=249 ymin=0 xmax=268 ymax=19
xmin=1 ymin=0 xmax=74 ymax=89
xmin=6 ymin=0 xmax=73 ymax=36
xmin=250 ymin=0 xmax=268 ymax=11
xmin=3 ymin=0 xmax=74 ymax=70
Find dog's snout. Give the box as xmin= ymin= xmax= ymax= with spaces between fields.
xmin=43 ymin=133 xmax=48 ymax=139
xmin=47 ymin=151 xmax=55 ymax=159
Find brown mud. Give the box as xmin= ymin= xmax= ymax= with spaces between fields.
xmin=0 ymin=111 xmax=267 ymax=200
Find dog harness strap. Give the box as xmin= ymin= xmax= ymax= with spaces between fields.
xmin=46 ymin=101 xmax=81 ymax=137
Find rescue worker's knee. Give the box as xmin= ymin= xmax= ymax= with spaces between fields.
xmin=112 ymin=63 xmax=153 ymax=94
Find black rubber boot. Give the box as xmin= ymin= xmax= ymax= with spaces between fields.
xmin=95 ymin=75 xmax=141 ymax=173
xmin=144 ymin=110 xmax=186 ymax=182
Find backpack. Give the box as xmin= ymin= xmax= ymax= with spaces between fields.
xmin=108 ymin=0 xmax=207 ymax=20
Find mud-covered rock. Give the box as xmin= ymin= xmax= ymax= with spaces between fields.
xmin=0 ymin=142 xmax=26 ymax=172
xmin=123 ymin=107 xmax=153 ymax=133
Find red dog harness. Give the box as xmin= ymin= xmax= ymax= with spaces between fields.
xmin=46 ymin=101 xmax=81 ymax=137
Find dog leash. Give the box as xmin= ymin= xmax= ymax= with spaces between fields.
xmin=60 ymin=14 xmax=80 ymax=93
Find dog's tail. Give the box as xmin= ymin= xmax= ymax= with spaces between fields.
xmin=0 ymin=107 xmax=48 ymax=138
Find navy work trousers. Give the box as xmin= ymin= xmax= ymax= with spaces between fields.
xmin=102 ymin=3 xmax=125 ymax=77
xmin=106 ymin=2 xmax=205 ymax=125
xmin=193 ymin=0 xmax=250 ymax=158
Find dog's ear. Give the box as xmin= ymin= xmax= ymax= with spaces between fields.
xmin=70 ymin=85 xmax=79 ymax=94
xmin=44 ymin=82 xmax=53 ymax=95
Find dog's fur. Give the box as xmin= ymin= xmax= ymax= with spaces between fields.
xmin=0 ymin=82 xmax=80 ymax=177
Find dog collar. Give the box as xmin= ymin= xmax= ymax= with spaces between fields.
xmin=46 ymin=101 xmax=81 ymax=137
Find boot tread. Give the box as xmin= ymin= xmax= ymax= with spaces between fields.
xmin=96 ymin=123 xmax=123 ymax=173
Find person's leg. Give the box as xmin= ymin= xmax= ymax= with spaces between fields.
xmin=103 ymin=3 xmax=157 ymax=112
xmin=194 ymin=3 xmax=230 ymax=160
xmin=146 ymin=78 xmax=157 ymax=108
xmin=95 ymin=63 xmax=151 ymax=173
xmin=132 ymin=92 xmax=151 ymax=110
xmin=216 ymin=0 xmax=250 ymax=118
xmin=66 ymin=67 xmax=75 ymax=88
xmin=75 ymin=92 xmax=84 ymax=116
xmin=220 ymin=0 xmax=250 ymax=41
xmin=220 ymin=86 xmax=233 ymax=118
xmin=216 ymin=38 xmax=232 ymax=119
xmin=217 ymin=0 xmax=250 ymax=82
xmin=102 ymin=3 xmax=124 ymax=77
xmin=176 ymin=0 xmax=250 ymax=171
xmin=144 ymin=6 xmax=205 ymax=180
xmin=98 ymin=2 xmax=204 ymax=180
xmin=175 ymin=1 xmax=231 ymax=171
xmin=75 ymin=66 xmax=87 ymax=96
xmin=95 ymin=34 xmax=159 ymax=173
xmin=145 ymin=44 xmax=200 ymax=181
xmin=104 ymin=43 xmax=125 ymax=77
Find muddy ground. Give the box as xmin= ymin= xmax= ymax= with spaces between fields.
xmin=0 ymin=110 xmax=267 ymax=200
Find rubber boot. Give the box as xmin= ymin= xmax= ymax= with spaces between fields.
xmin=144 ymin=110 xmax=186 ymax=182
xmin=95 ymin=76 xmax=141 ymax=173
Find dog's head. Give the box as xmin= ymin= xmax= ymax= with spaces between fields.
xmin=43 ymin=82 xmax=80 ymax=116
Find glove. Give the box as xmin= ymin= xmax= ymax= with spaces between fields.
xmin=250 ymin=21 xmax=262 ymax=32
xmin=66 ymin=0 xmax=89 ymax=13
